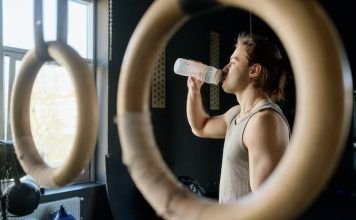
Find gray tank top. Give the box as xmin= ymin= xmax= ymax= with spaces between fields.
xmin=219 ymin=100 xmax=289 ymax=203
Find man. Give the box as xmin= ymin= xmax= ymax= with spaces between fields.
xmin=186 ymin=33 xmax=290 ymax=203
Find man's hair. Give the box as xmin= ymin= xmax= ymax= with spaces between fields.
xmin=237 ymin=33 xmax=287 ymax=101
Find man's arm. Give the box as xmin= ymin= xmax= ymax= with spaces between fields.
xmin=186 ymin=77 xmax=233 ymax=139
xmin=244 ymin=109 xmax=289 ymax=191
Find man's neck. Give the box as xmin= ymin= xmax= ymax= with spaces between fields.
xmin=236 ymin=88 xmax=268 ymax=114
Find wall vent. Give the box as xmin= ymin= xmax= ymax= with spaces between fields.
xmin=152 ymin=49 xmax=166 ymax=108
xmin=209 ymin=31 xmax=220 ymax=110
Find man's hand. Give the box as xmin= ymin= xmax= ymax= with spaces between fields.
xmin=187 ymin=76 xmax=204 ymax=94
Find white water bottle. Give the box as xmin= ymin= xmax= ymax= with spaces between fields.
xmin=173 ymin=58 xmax=222 ymax=85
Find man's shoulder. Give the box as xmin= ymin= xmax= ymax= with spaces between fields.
xmin=223 ymin=105 xmax=240 ymax=125
xmin=248 ymin=109 xmax=288 ymax=134
xmin=250 ymin=109 xmax=282 ymax=125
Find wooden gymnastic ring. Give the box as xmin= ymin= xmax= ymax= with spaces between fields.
xmin=11 ymin=41 xmax=98 ymax=187
xmin=117 ymin=0 xmax=352 ymax=219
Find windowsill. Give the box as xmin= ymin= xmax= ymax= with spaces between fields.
xmin=41 ymin=181 xmax=106 ymax=197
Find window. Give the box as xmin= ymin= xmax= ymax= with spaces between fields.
xmin=353 ymin=91 xmax=356 ymax=171
xmin=0 ymin=0 xmax=95 ymax=184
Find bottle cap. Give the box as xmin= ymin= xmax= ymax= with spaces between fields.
xmin=173 ymin=58 xmax=183 ymax=74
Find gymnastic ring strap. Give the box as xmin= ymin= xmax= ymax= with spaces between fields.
xmin=33 ymin=0 xmax=49 ymax=61
xmin=10 ymin=41 xmax=98 ymax=187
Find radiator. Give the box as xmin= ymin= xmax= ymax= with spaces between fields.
xmin=9 ymin=196 xmax=82 ymax=220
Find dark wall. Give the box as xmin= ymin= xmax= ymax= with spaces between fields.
xmin=163 ymin=13 xmax=224 ymax=193
xmin=106 ymin=1 xmax=356 ymax=219
xmin=106 ymin=0 xmax=158 ymax=219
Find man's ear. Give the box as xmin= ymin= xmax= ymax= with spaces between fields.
xmin=249 ymin=64 xmax=262 ymax=79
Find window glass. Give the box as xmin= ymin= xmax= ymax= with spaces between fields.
xmin=2 ymin=0 xmax=57 ymax=49
xmin=3 ymin=0 xmax=34 ymax=49
xmin=43 ymin=0 xmax=57 ymax=42
xmin=30 ymin=64 xmax=77 ymax=168
xmin=68 ymin=0 xmax=93 ymax=59
xmin=3 ymin=56 xmax=10 ymax=139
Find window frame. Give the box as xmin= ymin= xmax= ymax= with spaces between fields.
xmin=0 ymin=0 xmax=4 ymax=142
xmin=0 ymin=0 xmax=95 ymax=185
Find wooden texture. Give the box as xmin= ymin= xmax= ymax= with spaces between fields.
xmin=117 ymin=0 xmax=352 ymax=219
xmin=10 ymin=41 xmax=98 ymax=187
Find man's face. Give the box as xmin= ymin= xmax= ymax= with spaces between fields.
xmin=221 ymin=44 xmax=251 ymax=94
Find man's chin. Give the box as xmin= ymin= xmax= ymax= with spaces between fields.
xmin=221 ymin=84 xmax=229 ymax=93
xmin=221 ymin=85 xmax=234 ymax=94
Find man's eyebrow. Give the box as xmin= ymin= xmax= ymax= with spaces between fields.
xmin=230 ymin=56 xmax=238 ymax=61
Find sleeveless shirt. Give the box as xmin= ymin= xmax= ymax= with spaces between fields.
xmin=219 ymin=100 xmax=289 ymax=203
